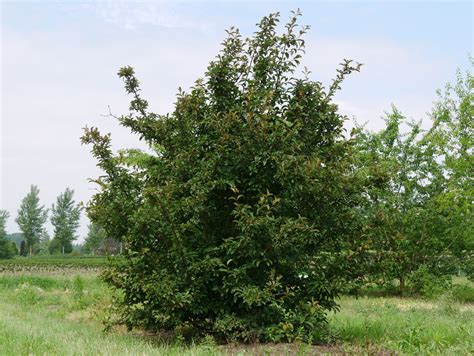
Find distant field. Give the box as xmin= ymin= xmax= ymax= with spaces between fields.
xmin=0 ymin=256 xmax=121 ymax=273
xmin=0 ymin=258 xmax=473 ymax=355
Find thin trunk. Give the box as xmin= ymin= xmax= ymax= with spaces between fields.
xmin=399 ymin=275 xmax=405 ymax=295
xmin=29 ymin=244 xmax=33 ymax=256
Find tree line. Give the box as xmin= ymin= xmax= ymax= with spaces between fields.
xmin=0 ymin=186 xmax=118 ymax=258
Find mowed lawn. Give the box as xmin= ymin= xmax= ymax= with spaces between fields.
xmin=0 ymin=272 xmax=473 ymax=355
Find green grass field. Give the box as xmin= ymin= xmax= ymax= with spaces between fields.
xmin=0 ymin=265 xmax=473 ymax=355
xmin=0 ymin=273 xmax=214 ymax=355
xmin=329 ymin=295 xmax=474 ymax=354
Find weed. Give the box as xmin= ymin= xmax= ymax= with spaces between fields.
xmin=16 ymin=283 xmax=43 ymax=305
xmin=452 ymin=284 xmax=474 ymax=303
xmin=437 ymin=291 xmax=460 ymax=315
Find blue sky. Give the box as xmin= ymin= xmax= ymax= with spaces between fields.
xmin=1 ymin=1 xmax=472 ymax=240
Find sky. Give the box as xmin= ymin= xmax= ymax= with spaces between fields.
xmin=1 ymin=0 xmax=472 ymax=242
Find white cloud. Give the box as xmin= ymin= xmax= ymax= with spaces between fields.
xmin=303 ymin=35 xmax=452 ymax=131
xmin=77 ymin=1 xmax=209 ymax=31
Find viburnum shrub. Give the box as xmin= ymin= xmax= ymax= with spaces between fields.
xmin=82 ymin=11 xmax=365 ymax=343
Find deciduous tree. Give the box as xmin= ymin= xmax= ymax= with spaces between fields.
xmin=50 ymin=188 xmax=81 ymax=254
xmin=19 ymin=240 xmax=27 ymax=257
xmin=0 ymin=210 xmax=17 ymax=259
xmin=425 ymin=65 xmax=473 ymax=279
xmin=83 ymin=223 xmax=107 ymax=255
xmin=354 ymin=63 xmax=473 ymax=293
xmin=15 ymin=185 xmax=48 ymax=256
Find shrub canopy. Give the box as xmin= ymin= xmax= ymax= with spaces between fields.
xmin=82 ymin=11 xmax=366 ymax=342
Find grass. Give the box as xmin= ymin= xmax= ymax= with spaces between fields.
xmin=451 ymin=276 xmax=474 ymax=303
xmin=0 ymin=273 xmax=219 ymax=355
xmin=0 ymin=269 xmax=473 ymax=355
xmin=329 ymin=295 xmax=474 ymax=355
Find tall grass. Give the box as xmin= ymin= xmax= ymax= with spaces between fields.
xmin=0 ymin=273 xmax=219 ymax=355
xmin=329 ymin=295 xmax=474 ymax=354
xmin=1 ymin=271 xmax=473 ymax=355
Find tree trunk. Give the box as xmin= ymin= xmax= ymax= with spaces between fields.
xmin=29 ymin=244 xmax=33 ymax=257
xmin=399 ymin=275 xmax=405 ymax=295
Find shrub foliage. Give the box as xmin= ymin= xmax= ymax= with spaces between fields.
xmin=82 ymin=11 xmax=366 ymax=342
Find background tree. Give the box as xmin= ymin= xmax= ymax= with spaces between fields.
xmin=19 ymin=240 xmax=27 ymax=257
xmin=9 ymin=241 xmax=19 ymax=256
xmin=49 ymin=188 xmax=81 ymax=254
xmin=83 ymin=11 xmax=366 ymax=343
xmin=99 ymin=237 xmax=122 ymax=256
xmin=83 ymin=223 xmax=107 ymax=255
xmin=15 ymin=185 xmax=48 ymax=256
xmin=424 ymin=65 xmax=473 ymax=279
xmin=356 ymin=110 xmax=446 ymax=293
xmin=0 ymin=210 xmax=17 ymax=259
xmin=354 ymin=64 xmax=473 ymax=293
xmin=6 ymin=232 xmax=23 ymax=250
xmin=37 ymin=233 xmax=51 ymax=255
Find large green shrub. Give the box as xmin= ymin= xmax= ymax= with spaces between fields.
xmin=82 ymin=11 xmax=366 ymax=343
